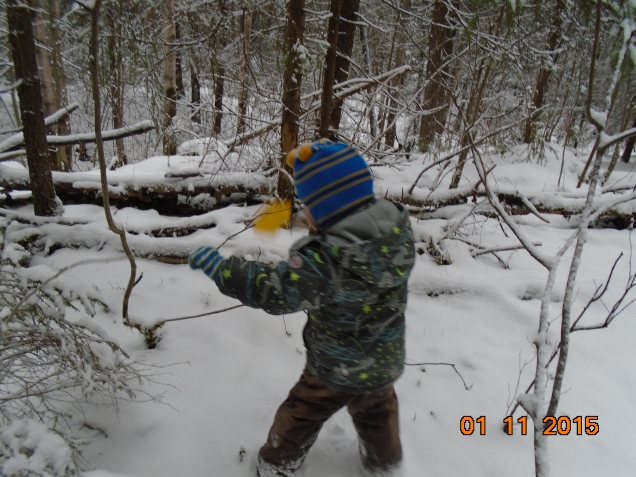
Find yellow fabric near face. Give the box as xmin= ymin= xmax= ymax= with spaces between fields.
xmin=253 ymin=199 xmax=291 ymax=236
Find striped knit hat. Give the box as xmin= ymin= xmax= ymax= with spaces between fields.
xmin=286 ymin=139 xmax=374 ymax=229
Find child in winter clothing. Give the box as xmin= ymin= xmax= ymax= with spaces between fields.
xmin=189 ymin=140 xmax=415 ymax=477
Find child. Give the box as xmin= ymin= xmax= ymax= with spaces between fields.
xmin=189 ymin=140 xmax=415 ymax=477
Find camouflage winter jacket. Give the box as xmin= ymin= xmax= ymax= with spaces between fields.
xmin=214 ymin=199 xmax=415 ymax=393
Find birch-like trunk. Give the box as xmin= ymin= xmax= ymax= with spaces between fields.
xmin=34 ymin=0 xmax=71 ymax=171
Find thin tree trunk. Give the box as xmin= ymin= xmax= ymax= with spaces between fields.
xmin=384 ymin=0 xmax=410 ymax=149
xmin=318 ymin=0 xmax=342 ymax=139
xmin=85 ymin=0 xmax=139 ymax=332
xmin=449 ymin=61 xmax=493 ymax=189
xmin=7 ymin=0 xmax=59 ymax=216
xmin=175 ymin=21 xmax=185 ymax=99
xmin=107 ymin=0 xmax=127 ymax=166
xmin=163 ymin=0 xmax=177 ymax=155
xmin=236 ymin=1 xmax=253 ymax=136
xmin=34 ymin=0 xmax=71 ymax=171
xmin=278 ymin=0 xmax=305 ymax=201
xmin=329 ymin=0 xmax=360 ymax=137
xmin=419 ymin=0 xmax=456 ymax=152
xmin=523 ymin=0 xmax=566 ymax=144
xmin=191 ymin=60 xmax=201 ymax=124
xmin=213 ymin=56 xmax=225 ymax=135
xmin=450 ymin=6 xmax=505 ymax=189
xmin=620 ymin=114 xmax=636 ymax=163
xmin=359 ymin=24 xmax=377 ymax=139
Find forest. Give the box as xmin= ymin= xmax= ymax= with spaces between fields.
xmin=1 ymin=0 xmax=635 ymax=476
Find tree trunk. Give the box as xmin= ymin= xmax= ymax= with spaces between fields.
xmin=359 ymin=24 xmax=377 ymax=139
xmin=175 ymin=21 xmax=185 ymax=99
xmin=329 ymin=0 xmax=360 ymax=137
xmin=418 ymin=0 xmax=456 ymax=153
xmin=384 ymin=0 xmax=410 ymax=149
xmin=34 ymin=0 xmax=71 ymax=171
xmin=191 ymin=61 xmax=201 ymax=124
xmin=449 ymin=6 xmax=506 ymax=189
xmin=107 ymin=0 xmax=127 ymax=166
xmin=279 ymin=0 xmax=305 ymax=201
xmin=523 ymin=0 xmax=565 ymax=144
xmin=7 ymin=0 xmax=59 ymax=216
xmin=318 ymin=0 xmax=342 ymax=139
xmin=163 ymin=0 xmax=177 ymax=155
xmin=213 ymin=56 xmax=225 ymax=135
xmin=621 ymin=114 xmax=636 ymax=163
xmin=236 ymin=1 xmax=253 ymax=136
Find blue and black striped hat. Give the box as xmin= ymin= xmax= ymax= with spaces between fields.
xmin=286 ymin=139 xmax=374 ymax=229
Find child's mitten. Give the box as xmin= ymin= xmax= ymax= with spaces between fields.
xmin=189 ymin=246 xmax=224 ymax=279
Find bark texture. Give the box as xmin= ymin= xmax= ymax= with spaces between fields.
xmin=162 ymin=0 xmax=177 ymax=155
xmin=318 ymin=0 xmax=342 ymax=139
xmin=418 ymin=0 xmax=456 ymax=152
xmin=236 ymin=2 xmax=253 ymax=135
xmin=279 ymin=0 xmax=305 ymax=201
xmin=7 ymin=0 xmax=59 ymax=216
xmin=523 ymin=0 xmax=565 ymax=144
xmin=34 ymin=0 xmax=71 ymax=171
xmin=107 ymin=0 xmax=127 ymax=166
xmin=328 ymin=0 xmax=360 ymax=136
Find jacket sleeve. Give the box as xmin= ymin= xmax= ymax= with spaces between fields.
xmin=213 ymin=240 xmax=332 ymax=315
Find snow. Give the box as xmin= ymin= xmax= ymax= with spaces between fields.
xmin=2 ymin=143 xmax=636 ymax=477
xmin=1 ymin=419 xmax=74 ymax=477
xmin=589 ymin=109 xmax=607 ymax=128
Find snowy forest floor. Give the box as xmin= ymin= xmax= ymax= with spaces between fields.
xmin=8 ymin=144 xmax=636 ymax=477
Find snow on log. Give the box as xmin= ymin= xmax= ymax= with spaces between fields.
xmin=0 ymin=164 xmax=274 ymax=216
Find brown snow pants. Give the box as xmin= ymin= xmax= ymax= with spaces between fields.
xmin=258 ymin=368 xmax=402 ymax=476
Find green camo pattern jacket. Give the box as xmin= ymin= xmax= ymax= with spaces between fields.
xmin=214 ymin=199 xmax=415 ymax=393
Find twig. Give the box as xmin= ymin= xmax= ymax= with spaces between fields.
xmin=405 ymin=361 xmax=473 ymax=390
xmin=5 ymin=257 xmax=127 ymax=323
xmin=159 ymin=304 xmax=245 ymax=324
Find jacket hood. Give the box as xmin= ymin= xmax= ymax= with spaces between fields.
xmin=321 ymin=199 xmax=415 ymax=291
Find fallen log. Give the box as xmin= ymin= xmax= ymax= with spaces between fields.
xmin=0 ymin=164 xmax=274 ymax=216
xmin=1 ymin=164 xmax=635 ymax=227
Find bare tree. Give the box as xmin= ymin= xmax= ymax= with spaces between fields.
xmin=278 ymin=0 xmax=305 ymax=201
xmin=34 ymin=0 xmax=72 ymax=171
xmin=162 ymin=0 xmax=177 ymax=155
xmin=236 ymin=0 xmax=253 ymax=135
xmin=418 ymin=0 xmax=456 ymax=152
xmin=329 ymin=0 xmax=360 ymax=136
xmin=523 ymin=0 xmax=566 ymax=144
xmin=318 ymin=0 xmax=342 ymax=139
xmin=7 ymin=0 xmax=60 ymax=216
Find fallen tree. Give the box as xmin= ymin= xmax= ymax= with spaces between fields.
xmin=0 ymin=164 xmax=275 ymax=215
xmin=1 ymin=163 xmax=635 ymax=226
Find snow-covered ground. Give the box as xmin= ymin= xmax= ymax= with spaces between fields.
xmin=4 ymin=144 xmax=636 ymax=477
